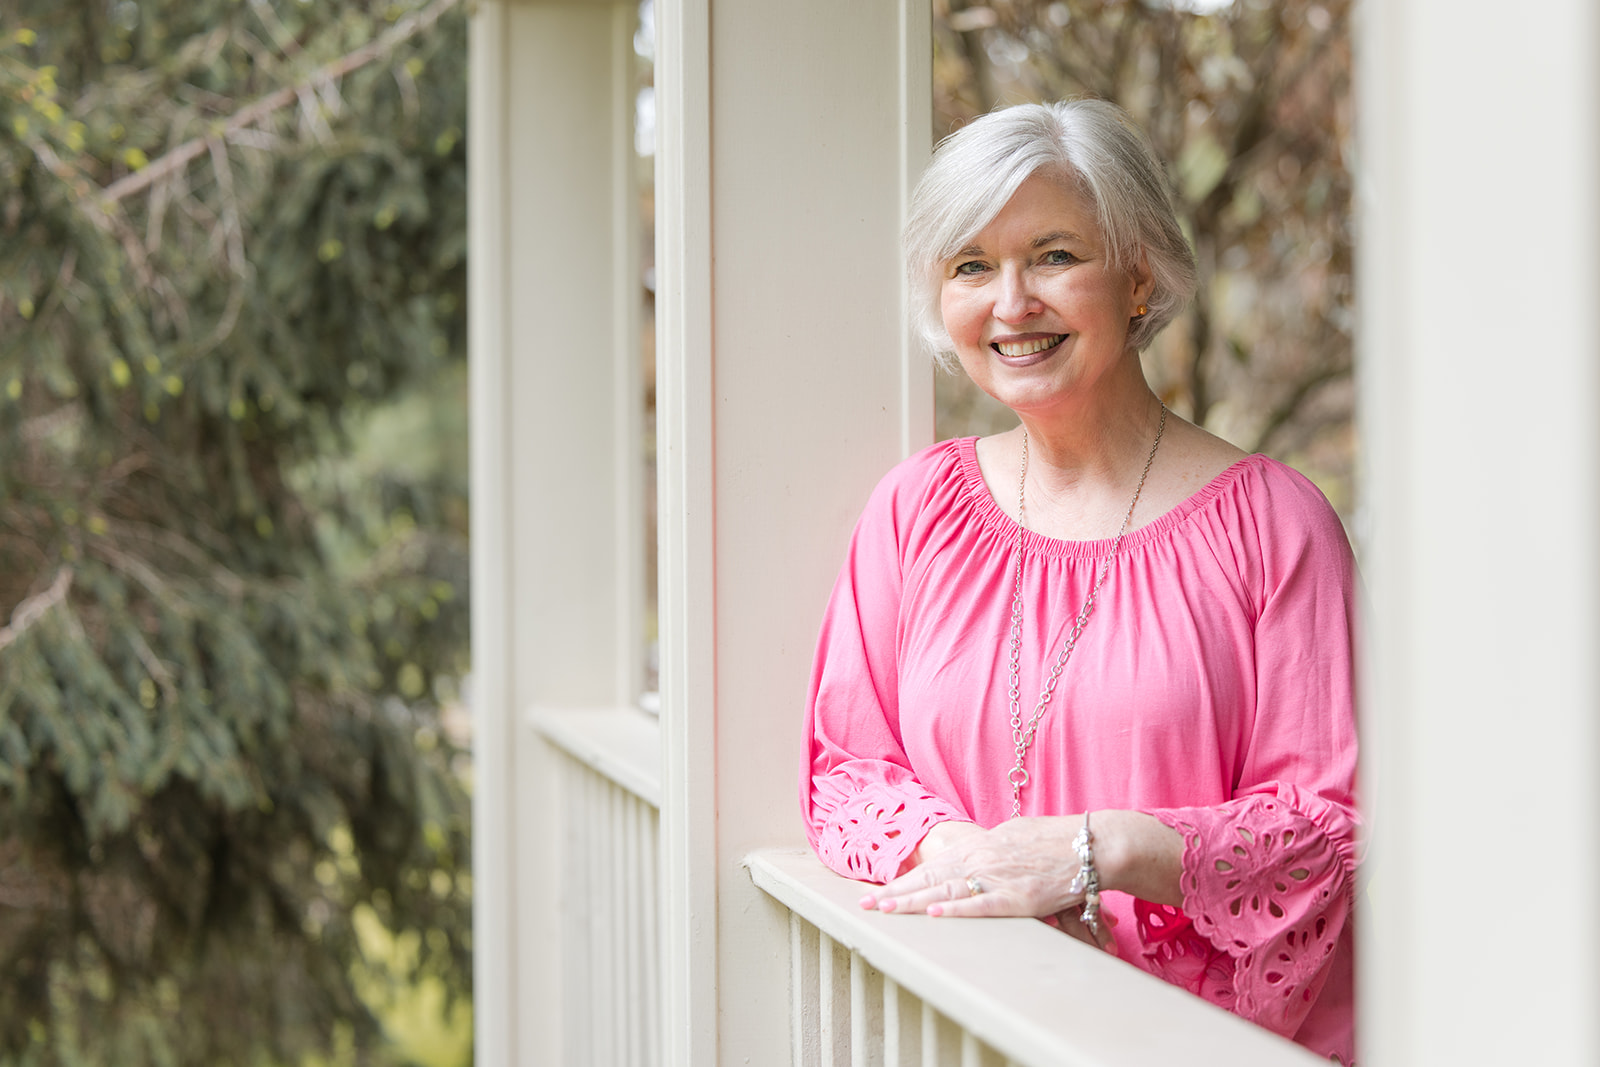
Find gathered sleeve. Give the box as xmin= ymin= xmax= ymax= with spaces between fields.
xmin=800 ymin=461 xmax=967 ymax=885
xmin=1141 ymin=469 xmax=1361 ymax=1045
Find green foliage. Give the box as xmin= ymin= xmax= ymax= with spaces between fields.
xmin=0 ymin=1 xmax=469 ymax=1063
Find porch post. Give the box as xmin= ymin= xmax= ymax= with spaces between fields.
xmin=1359 ymin=2 xmax=1600 ymax=1062
xmin=655 ymin=0 xmax=933 ymax=1061
xmin=469 ymin=1 xmax=643 ymax=1062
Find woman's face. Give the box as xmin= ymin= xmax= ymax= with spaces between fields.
xmin=939 ymin=173 xmax=1150 ymax=419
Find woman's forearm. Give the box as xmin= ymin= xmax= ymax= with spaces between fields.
xmin=881 ymin=810 xmax=1184 ymax=911
xmin=1093 ymin=809 xmax=1184 ymax=908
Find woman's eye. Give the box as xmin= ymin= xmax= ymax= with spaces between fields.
xmin=1042 ymin=249 xmax=1076 ymax=266
xmin=953 ymin=260 xmax=988 ymax=276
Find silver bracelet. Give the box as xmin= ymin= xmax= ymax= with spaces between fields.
xmin=1068 ymin=811 xmax=1102 ymax=940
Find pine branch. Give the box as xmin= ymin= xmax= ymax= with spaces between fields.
xmin=0 ymin=567 xmax=73 ymax=654
xmin=97 ymin=0 xmax=464 ymax=208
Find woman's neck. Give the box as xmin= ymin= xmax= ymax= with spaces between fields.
xmin=991 ymin=383 xmax=1169 ymax=541
xmin=1019 ymin=392 xmax=1163 ymax=485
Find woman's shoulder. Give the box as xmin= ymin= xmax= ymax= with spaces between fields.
xmin=1152 ymin=415 xmax=1339 ymax=530
xmin=854 ymin=437 xmax=991 ymax=538
xmin=1193 ymin=454 xmax=1356 ymax=594
xmin=1216 ymin=454 xmax=1347 ymax=535
xmin=865 ymin=437 xmax=972 ymax=503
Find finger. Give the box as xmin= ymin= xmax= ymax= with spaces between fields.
xmin=860 ymin=865 xmax=943 ymax=910
xmin=926 ymin=889 xmax=1018 ymax=918
xmin=884 ymin=877 xmax=970 ymax=915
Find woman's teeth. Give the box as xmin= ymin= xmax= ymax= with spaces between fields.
xmin=993 ymin=334 xmax=1066 ymax=357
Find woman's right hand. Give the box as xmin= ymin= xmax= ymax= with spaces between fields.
xmin=900 ymin=820 xmax=986 ymax=874
xmin=860 ymin=816 xmax=1085 ymax=920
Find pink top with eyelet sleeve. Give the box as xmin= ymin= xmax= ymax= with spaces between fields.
xmin=799 ymin=437 xmax=1360 ymax=1063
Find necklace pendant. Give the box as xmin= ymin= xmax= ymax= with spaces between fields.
xmin=999 ymin=407 xmax=1167 ymax=814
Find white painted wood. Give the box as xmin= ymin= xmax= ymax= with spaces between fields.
xmin=559 ymin=754 xmax=588 ymax=1065
xmin=884 ymin=977 xmax=903 ymax=1067
xmin=597 ymin=779 xmax=619 ymax=1065
xmin=899 ymin=0 xmax=935 ymax=456
xmin=643 ymin=797 xmax=662 ymax=1067
xmin=796 ymin=915 xmax=819 ymax=1067
xmin=530 ymin=705 xmax=663 ymax=807
xmin=466 ymin=4 xmax=514 ymax=1063
xmin=851 ymin=951 xmax=867 ymax=1067
xmin=549 ymin=750 xmax=664 ymax=1065
xmin=471 ymin=3 xmax=646 ymax=1062
xmin=624 ymin=792 xmax=643 ymax=1067
xmin=856 ymin=952 xmax=886 ymax=1067
xmin=654 ymin=0 xmax=718 ymax=1055
xmin=748 ymin=848 xmax=1325 ymax=1067
xmin=607 ymin=0 xmax=646 ymax=707
xmin=500 ymin=9 xmax=638 ymax=713
xmin=1358 ymin=2 xmax=1600 ymax=1065
xmin=655 ymin=0 xmax=936 ymax=1061
xmin=820 ymin=931 xmax=841 ymax=1067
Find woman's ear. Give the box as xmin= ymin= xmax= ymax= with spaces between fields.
xmin=1129 ymin=249 xmax=1154 ymax=307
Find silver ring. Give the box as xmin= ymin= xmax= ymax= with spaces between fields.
xmin=966 ymin=875 xmax=983 ymax=897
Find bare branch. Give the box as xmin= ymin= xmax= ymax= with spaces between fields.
xmin=1250 ymin=359 xmax=1353 ymax=455
xmin=126 ymin=625 xmax=178 ymax=700
xmin=296 ymin=85 xmax=335 ymax=144
xmin=98 ymin=0 xmax=463 ymax=207
xmin=89 ymin=542 xmax=196 ymax=618
xmin=207 ymin=138 xmax=247 ymax=275
xmin=0 ymin=567 xmax=74 ymax=654
xmin=248 ymin=0 xmax=308 ymax=63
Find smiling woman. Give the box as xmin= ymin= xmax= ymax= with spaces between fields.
xmin=801 ymin=100 xmax=1360 ymax=1063
xmin=939 ymin=175 xmax=1150 ymax=427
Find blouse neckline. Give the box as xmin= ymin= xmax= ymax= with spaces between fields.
xmin=952 ymin=434 xmax=1267 ymax=559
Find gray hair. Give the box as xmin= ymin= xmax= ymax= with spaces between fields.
xmin=905 ymin=100 xmax=1197 ymax=364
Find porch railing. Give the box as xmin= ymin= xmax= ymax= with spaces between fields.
xmin=535 ymin=707 xmax=1324 ymax=1067
xmin=535 ymin=707 xmax=663 ymax=1067
xmin=746 ymin=848 xmax=1325 ymax=1067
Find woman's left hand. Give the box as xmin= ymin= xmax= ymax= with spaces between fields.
xmin=862 ymin=815 xmax=1087 ymax=920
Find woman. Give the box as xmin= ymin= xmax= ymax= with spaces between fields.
xmin=799 ymin=100 xmax=1358 ymax=1063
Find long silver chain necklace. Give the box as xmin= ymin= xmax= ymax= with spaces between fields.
xmin=1005 ymin=404 xmax=1167 ymax=817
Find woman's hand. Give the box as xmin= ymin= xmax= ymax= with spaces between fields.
xmin=858 ymin=811 xmax=1185 ymax=951
xmin=862 ymin=815 xmax=1087 ymax=918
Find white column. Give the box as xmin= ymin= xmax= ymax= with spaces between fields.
xmin=470 ymin=1 xmax=642 ymax=1062
xmin=1359 ymin=1 xmax=1600 ymax=1063
xmin=656 ymin=0 xmax=933 ymax=1061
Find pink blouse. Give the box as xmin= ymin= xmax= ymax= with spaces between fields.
xmin=800 ymin=437 xmax=1359 ymax=1063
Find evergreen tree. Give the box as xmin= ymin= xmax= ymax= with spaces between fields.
xmin=0 ymin=1 xmax=470 ymax=1062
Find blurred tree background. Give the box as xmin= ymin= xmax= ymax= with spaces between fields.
xmin=0 ymin=0 xmax=471 ymax=1064
xmin=931 ymin=0 xmax=1356 ymax=515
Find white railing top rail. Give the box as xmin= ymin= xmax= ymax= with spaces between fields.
xmin=747 ymin=847 xmax=1326 ymax=1067
xmin=530 ymin=705 xmax=663 ymax=809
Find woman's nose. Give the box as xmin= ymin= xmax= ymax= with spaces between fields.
xmin=992 ymin=267 xmax=1040 ymax=322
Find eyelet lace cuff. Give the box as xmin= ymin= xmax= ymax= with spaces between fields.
xmin=1147 ymin=793 xmax=1356 ymax=1038
xmin=809 ymin=772 xmax=965 ymax=884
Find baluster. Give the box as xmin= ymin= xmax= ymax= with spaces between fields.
xmin=642 ymin=804 xmax=660 ymax=1067
xmin=792 ymin=913 xmax=821 ymax=1067
xmin=622 ymin=792 xmax=641 ymax=1066
xmin=851 ymin=951 xmax=885 ymax=1067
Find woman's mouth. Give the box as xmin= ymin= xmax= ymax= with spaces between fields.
xmin=991 ymin=334 xmax=1067 ymax=360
